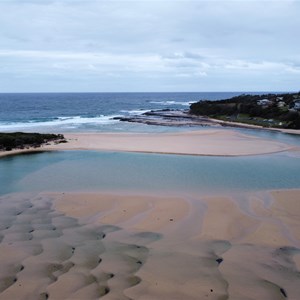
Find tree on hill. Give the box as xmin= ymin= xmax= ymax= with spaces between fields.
xmin=0 ymin=132 xmax=66 ymax=151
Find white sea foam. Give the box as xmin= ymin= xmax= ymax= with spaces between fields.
xmin=0 ymin=115 xmax=121 ymax=131
xmin=150 ymin=101 xmax=196 ymax=106
xmin=120 ymin=109 xmax=151 ymax=115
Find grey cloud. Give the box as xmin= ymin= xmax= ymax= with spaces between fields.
xmin=0 ymin=0 xmax=299 ymax=92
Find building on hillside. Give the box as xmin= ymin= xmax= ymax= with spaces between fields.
xmin=293 ymin=100 xmax=300 ymax=110
xmin=257 ymin=99 xmax=272 ymax=106
xmin=277 ymin=101 xmax=286 ymax=108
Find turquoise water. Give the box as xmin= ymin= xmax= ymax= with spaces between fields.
xmin=234 ymin=127 xmax=300 ymax=147
xmin=1 ymin=151 xmax=300 ymax=196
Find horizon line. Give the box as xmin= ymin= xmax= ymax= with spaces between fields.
xmin=0 ymin=90 xmax=298 ymax=94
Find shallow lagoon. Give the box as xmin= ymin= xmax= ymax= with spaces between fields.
xmin=1 ymin=150 xmax=300 ymax=196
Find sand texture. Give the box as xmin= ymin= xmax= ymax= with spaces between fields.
xmin=0 ymin=129 xmax=297 ymax=158
xmin=0 ymin=190 xmax=299 ymax=299
xmin=50 ymin=130 xmax=295 ymax=156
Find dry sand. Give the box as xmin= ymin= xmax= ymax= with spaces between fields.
xmin=49 ymin=130 xmax=295 ymax=156
xmin=0 ymin=189 xmax=299 ymax=299
xmin=0 ymin=129 xmax=297 ymax=158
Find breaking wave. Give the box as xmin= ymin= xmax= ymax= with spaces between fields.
xmin=0 ymin=115 xmax=121 ymax=131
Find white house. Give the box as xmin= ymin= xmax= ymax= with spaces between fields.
xmin=257 ymin=99 xmax=271 ymax=106
xmin=293 ymin=101 xmax=300 ymax=110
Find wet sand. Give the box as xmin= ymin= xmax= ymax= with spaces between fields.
xmin=1 ymin=129 xmax=296 ymax=159
xmin=0 ymin=189 xmax=299 ymax=299
xmin=0 ymin=128 xmax=299 ymax=299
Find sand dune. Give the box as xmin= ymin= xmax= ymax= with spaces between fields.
xmin=0 ymin=190 xmax=299 ymax=299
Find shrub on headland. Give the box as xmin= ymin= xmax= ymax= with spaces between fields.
xmin=0 ymin=132 xmax=66 ymax=151
xmin=189 ymin=92 xmax=300 ymax=129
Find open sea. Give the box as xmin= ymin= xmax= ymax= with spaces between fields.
xmin=0 ymin=92 xmax=247 ymax=133
xmin=1 ymin=91 xmax=300 ymax=145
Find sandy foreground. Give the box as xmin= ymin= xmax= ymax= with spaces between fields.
xmin=0 ymin=129 xmax=298 ymax=158
xmin=0 ymin=189 xmax=299 ymax=300
xmin=0 ymin=129 xmax=299 ymax=299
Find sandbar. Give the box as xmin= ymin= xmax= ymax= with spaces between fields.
xmin=48 ymin=130 xmax=297 ymax=156
xmin=1 ymin=129 xmax=297 ymax=158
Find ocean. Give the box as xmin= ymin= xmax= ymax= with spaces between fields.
xmin=2 ymin=91 xmax=300 ymax=147
xmin=0 ymin=92 xmax=244 ymax=133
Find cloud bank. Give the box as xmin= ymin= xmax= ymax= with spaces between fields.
xmin=0 ymin=0 xmax=299 ymax=92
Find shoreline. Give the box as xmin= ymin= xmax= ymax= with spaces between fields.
xmin=117 ymin=109 xmax=300 ymax=135
xmin=209 ymin=116 xmax=300 ymax=134
xmin=1 ymin=128 xmax=298 ymax=158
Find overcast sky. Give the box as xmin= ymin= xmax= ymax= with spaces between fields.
xmin=0 ymin=0 xmax=299 ymax=92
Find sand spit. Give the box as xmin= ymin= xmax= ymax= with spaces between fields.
xmin=0 ymin=129 xmax=297 ymax=158
xmin=0 ymin=190 xmax=300 ymax=299
xmin=50 ymin=130 xmax=295 ymax=156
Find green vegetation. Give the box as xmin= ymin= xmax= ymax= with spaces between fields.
xmin=0 ymin=132 xmax=66 ymax=151
xmin=190 ymin=92 xmax=300 ymax=129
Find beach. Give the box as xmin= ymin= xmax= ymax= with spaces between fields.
xmin=0 ymin=189 xmax=299 ymax=299
xmin=0 ymin=128 xmax=297 ymax=158
xmin=0 ymin=128 xmax=300 ymax=299
xmin=50 ymin=130 xmax=296 ymax=156
xmin=1 ymin=0 xmax=300 ymax=297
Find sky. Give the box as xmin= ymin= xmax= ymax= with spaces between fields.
xmin=0 ymin=0 xmax=299 ymax=92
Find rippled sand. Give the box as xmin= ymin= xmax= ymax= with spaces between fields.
xmin=0 ymin=190 xmax=299 ymax=299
